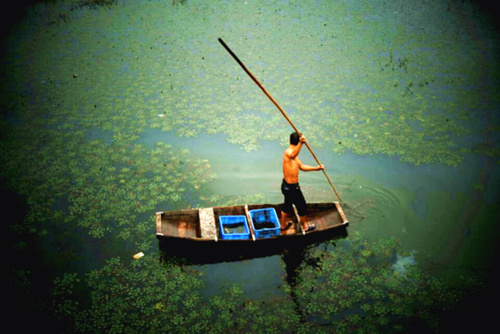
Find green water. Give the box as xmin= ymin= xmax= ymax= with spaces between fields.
xmin=2 ymin=0 xmax=499 ymax=332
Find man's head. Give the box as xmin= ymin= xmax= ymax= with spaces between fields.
xmin=290 ymin=132 xmax=300 ymax=145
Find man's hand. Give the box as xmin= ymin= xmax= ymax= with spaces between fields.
xmin=299 ymin=135 xmax=306 ymax=143
xmin=317 ymin=164 xmax=325 ymax=171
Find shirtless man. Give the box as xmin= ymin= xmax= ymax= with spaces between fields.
xmin=281 ymin=132 xmax=324 ymax=233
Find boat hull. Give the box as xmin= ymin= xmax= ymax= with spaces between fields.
xmin=156 ymin=202 xmax=349 ymax=264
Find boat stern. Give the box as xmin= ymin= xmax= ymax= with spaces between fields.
xmin=155 ymin=211 xmax=164 ymax=236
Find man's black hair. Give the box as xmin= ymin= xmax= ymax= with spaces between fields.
xmin=290 ymin=132 xmax=300 ymax=145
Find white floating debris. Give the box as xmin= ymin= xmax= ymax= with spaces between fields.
xmin=392 ymin=252 xmax=416 ymax=276
xmin=158 ymin=114 xmax=165 ymax=117
xmin=133 ymin=252 xmax=145 ymax=259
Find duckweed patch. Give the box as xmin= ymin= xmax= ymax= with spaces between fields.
xmin=2 ymin=0 xmax=497 ymax=332
xmin=3 ymin=0 xmax=498 ymax=168
xmin=285 ymin=232 xmax=488 ymax=332
xmin=1 ymin=118 xmax=215 ymax=241
xmin=51 ymin=254 xmax=303 ymax=333
xmin=48 ymin=232 xmax=487 ymax=333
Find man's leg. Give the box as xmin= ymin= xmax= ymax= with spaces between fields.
xmin=281 ymin=179 xmax=295 ymax=232
xmin=295 ymin=188 xmax=315 ymax=232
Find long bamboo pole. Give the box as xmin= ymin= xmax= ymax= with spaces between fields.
xmin=218 ymin=38 xmax=343 ymax=203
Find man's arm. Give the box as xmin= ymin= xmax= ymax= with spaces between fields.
xmin=299 ymin=161 xmax=325 ymax=172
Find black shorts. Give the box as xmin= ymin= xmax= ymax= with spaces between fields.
xmin=281 ymin=179 xmax=307 ymax=217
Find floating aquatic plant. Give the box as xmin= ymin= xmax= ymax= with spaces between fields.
xmin=46 ymin=231 xmax=488 ymax=333
xmin=283 ymin=232 xmax=486 ymax=332
xmin=50 ymin=254 xmax=305 ymax=333
xmin=12 ymin=0 xmax=493 ymax=166
xmin=2 ymin=1 xmax=496 ymax=332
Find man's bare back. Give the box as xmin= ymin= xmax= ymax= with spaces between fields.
xmin=283 ymin=134 xmax=323 ymax=184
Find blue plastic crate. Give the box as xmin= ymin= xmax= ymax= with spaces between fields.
xmin=219 ymin=215 xmax=250 ymax=240
xmin=249 ymin=208 xmax=280 ymax=239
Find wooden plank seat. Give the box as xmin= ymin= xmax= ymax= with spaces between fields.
xmin=198 ymin=207 xmax=218 ymax=241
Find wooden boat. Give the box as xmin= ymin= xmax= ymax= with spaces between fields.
xmin=156 ymin=202 xmax=349 ymax=264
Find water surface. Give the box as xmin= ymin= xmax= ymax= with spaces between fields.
xmin=2 ymin=0 xmax=498 ymax=332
